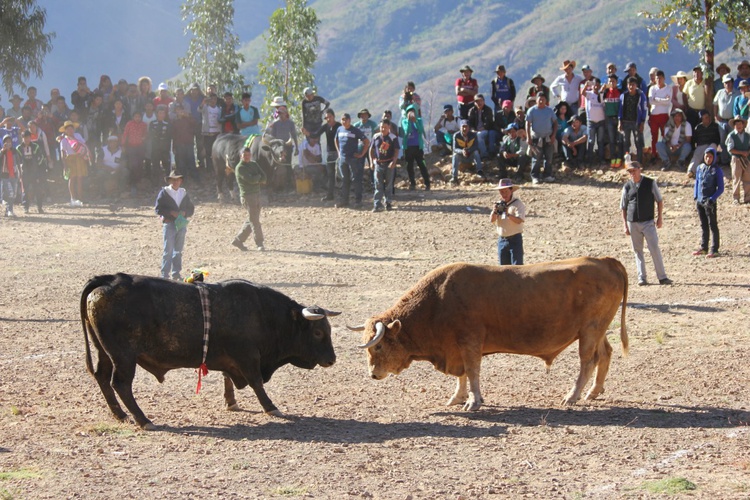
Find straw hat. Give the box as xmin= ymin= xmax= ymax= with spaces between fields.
xmin=497 ymin=178 xmax=520 ymax=192
xmin=670 ymin=71 xmax=689 ymax=85
xmin=58 ymin=120 xmax=79 ymax=132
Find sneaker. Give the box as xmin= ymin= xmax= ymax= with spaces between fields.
xmin=172 ymin=275 xmax=183 ymax=281
xmin=638 ymin=279 xmax=648 ymax=286
xmin=543 ymin=176 xmax=555 ymax=183
xmin=74 ymin=199 xmax=83 ymax=207
xmin=231 ymin=238 xmax=248 ymax=251
xmin=23 ymin=206 xmax=29 ymax=214
xmin=616 ymin=159 xmax=623 ymax=168
xmin=531 ymin=178 xmax=541 ymax=185
xmin=37 ymin=207 xmax=44 ymax=214
xmin=659 ymin=277 xmax=673 ymax=285
xmin=334 ymin=202 xmax=349 ymax=209
xmin=6 ymin=210 xmax=15 ymax=218
xmin=706 ymin=251 xmax=719 ymax=259
xmin=425 ymin=184 xmax=431 ymax=190
xmin=257 ymin=245 xmax=265 ymax=252
xmin=692 ymin=249 xmax=707 ymax=256
xmin=610 ymin=159 xmax=617 ymax=168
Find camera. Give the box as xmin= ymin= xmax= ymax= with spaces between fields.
xmin=403 ymin=91 xmax=414 ymax=103
xmin=494 ymin=200 xmax=508 ymax=214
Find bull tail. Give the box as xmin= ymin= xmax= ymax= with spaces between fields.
xmin=80 ymin=275 xmax=113 ymax=375
xmin=618 ymin=260 xmax=629 ymax=357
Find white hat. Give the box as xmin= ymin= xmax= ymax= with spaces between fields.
xmin=157 ymin=82 xmax=169 ymax=91
xmin=670 ymin=71 xmax=689 ymax=85
xmin=270 ymin=96 xmax=287 ymax=107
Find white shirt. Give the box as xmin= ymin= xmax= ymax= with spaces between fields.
xmin=298 ymin=139 xmax=321 ymax=168
xmin=165 ymin=185 xmax=186 ymax=206
xmin=101 ymin=147 xmax=122 ymax=170
xmin=649 ymin=84 xmax=672 ymax=115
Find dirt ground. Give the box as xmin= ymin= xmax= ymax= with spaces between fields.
xmin=1 ymin=156 xmax=749 ymax=499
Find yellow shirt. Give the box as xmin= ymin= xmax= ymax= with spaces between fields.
xmin=493 ymin=196 xmax=526 ymax=237
xmin=683 ymin=79 xmax=706 ymax=110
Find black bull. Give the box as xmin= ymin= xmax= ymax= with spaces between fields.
xmin=81 ymin=273 xmax=339 ymax=429
xmin=211 ymin=134 xmax=287 ymax=196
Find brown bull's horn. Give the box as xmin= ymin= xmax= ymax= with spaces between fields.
xmin=358 ymin=321 xmax=385 ymax=349
xmin=346 ymin=324 xmax=365 ymax=331
xmin=301 ymin=308 xmax=325 ymax=320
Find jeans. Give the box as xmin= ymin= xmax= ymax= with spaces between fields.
xmin=696 ymin=199 xmax=719 ymax=253
xmin=627 ymin=219 xmax=667 ymax=282
xmin=562 ymin=142 xmax=586 ymax=167
xmin=587 ymin=120 xmax=606 ymax=161
xmin=497 ymin=233 xmax=524 ymax=265
xmin=236 ymin=193 xmax=263 ymax=247
xmin=324 ymin=151 xmax=338 ymax=199
xmin=476 ymin=129 xmax=497 ymax=158
xmin=338 ymin=156 xmax=363 ymax=205
xmin=373 ymin=163 xmax=395 ymax=207
xmin=497 ymin=154 xmax=529 ymax=177
xmin=621 ymin=121 xmax=644 ymax=164
xmin=1 ymin=177 xmax=18 ymax=213
xmin=655 ymin=142 xmax=691 ymax=167
xmin=604 ymin=116 xmax=621 ymax=159
xmin=451 ymin=150 xmax=482 ymax=179
xmin=529 ymin=137 xmax=554 ymax=180
xmin=717 ymin=120 xmax=731 ymax=165
xmin=161 ymin=222 xmax=186 ymax=279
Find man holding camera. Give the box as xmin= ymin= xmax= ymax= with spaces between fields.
xmin=490 ymin=178 xmax=526 ymax=265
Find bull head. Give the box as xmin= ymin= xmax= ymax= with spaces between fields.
xmin=348 ymin=320 xmax=401 ymax=349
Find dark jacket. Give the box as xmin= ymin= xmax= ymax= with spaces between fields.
xmin=467 ymin=105 xmax=494 ymax=133
xmin=155 ymin=187 xmax=194 ymax=223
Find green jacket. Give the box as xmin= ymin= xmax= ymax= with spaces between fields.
xmin=400 ymin=104 xmax=425 ymax=150
xmin=235 ymin=160 xmax=267 ymax=197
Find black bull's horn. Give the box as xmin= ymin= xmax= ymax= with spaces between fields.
xmin=354 ymin=321 xmax=385 ymax=349
xmin=301 ymin=307 xmax=341 ymax=320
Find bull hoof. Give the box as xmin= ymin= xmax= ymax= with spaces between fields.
xmin=226 ymin=403 xmax=241 ymax=411
xmin=462 ymin=397 xmax=482 ymax=411
xmin=140 ymin=422 xmax=157 ymax=431
xmin=266 ymin=409 xmax=284 ymax=418
xmin=585 ymin=387 xmax=604 ymax=401
xmin=446 ymin=395 xmax=467 ymax=406
xmin=562 ymin=393 xmax=579 ymax=406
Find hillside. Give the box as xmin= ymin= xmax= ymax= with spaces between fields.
xmin=239 ymin=0 xmax=738 ymax=126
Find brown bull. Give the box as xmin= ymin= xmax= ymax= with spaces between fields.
xmin=349 ymin=257 xmax=628 ymax=410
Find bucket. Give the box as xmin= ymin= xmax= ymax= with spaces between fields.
xmin=296 ymin=177 xmax=313 ymax=194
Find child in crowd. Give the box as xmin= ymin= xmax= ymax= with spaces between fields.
xmin=692 ymin=147 xmax=724 ymax=258
xmin=155 ymin=170 xmax=195 ymax=280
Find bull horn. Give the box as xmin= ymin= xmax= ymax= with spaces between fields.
xmin=346 ymin=324 xmax=365 ymax=331
xmin=323 ymin=308 xmax=341 ymax=317
xmin=358 ymin=321 xmax=385 ymax=349
xmin=301 ymin=307 xmax=324 ymax=320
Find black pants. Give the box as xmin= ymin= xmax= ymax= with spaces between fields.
xmin=696 ymin=199 xmax=719 ymax=253
xmin=404 ymin=145 xmax=430 ymax=188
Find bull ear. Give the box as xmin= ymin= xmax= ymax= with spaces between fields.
xmin=387 ymin=319 xmax=401 ymax=335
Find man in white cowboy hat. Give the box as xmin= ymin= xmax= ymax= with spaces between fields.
xmin=155 ymin=169 xmax=195 ymax=281
xmin=455 ymin=65 xmax=479 ymax=119
xmin=550 ymin=59 xmax=584 ymax=115
xmin=620 ymin=161 xmax=673 ymax=286
xmin=490 ymin=178 xmax=526 ymax=265
xmin=725 ymin=114 xmax=750 ymax=204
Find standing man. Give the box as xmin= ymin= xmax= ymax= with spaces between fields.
xmin=455 ymin=65 xmax=479 ymax=119
xmin=237 ymin=92 xmax=260 ymax=136
xmin=735 ymin=60 xmax=750 ymax=89
xmin=687 ymin=110 xmax=720 ymax=175
xmin=312 ymin=108 xmax=340 ymax=202
xmin=490 ymin=65 xmax=516 ymax=112
xmin=231 ymin=147 xmax=267 ymax=252
xmin=683 ymin=65 xmax=708 ymax=129
xmin=550 ymin=60 xmax=584 ymax=115
xmin=620 ymin=62 xmax=648 ymax=95
xmin=525 ymin=93 xmax=557 ymax=184
xmin=301 ymin=87 xmax=329 ymax=138
xmin=334 ymin=113 xmax=369 ymax=208
xmin=17 ymin=129 xmax=47 ymax=213
xmin=619 ymin=77 xmax=648 ymax=165
xmin=648 ymin=70 xmax=672 ymax=163
xmin=369 ymin=118 xmax=400 ymax=212
xmin=490 ymin=178 xmax=526 ymax=265
xmin=725 ymin=114 xmax=750 ymax=204
xmin=620 ymin=161 xmax=673 ymax=286
xmin=713 ymin=74 xmax=738 ymax=166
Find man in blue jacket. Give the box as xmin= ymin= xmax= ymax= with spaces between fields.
xmin=619 ymin=77 xmax=648 ymax=164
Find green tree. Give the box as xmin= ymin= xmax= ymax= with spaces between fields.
xmin=178 ymin=0 xmax=245 ymax=95
xmin=0 ymin=0 xmax=54 ymax=95
xmin=257 ymin=0 xmax=320 ymax=127
xmin=640 ymin=0 xmax=750 ymax=106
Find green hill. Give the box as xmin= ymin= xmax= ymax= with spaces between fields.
xmin=239 ymin=0 xmax=740 ymax=127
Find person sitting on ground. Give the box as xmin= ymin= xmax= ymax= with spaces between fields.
xmin=451 ymin=120 xmax=482 ymax=184
xmin=370 ymin=118 xmax=400 ymax=212
xmin=467 ymin=94 xmax=496 ymax=159
xmin=656 ymin=108 xmax=692 ymax=171
xmin=554 ymin=101 xmax=572 ymax=150
xmin=494 ymin=100 xmax=516 ymax=141
xmin=687 ymin=110 xmax=721 ymax=176
xmin=297 ymin=133 xmax=323 ymax=189
xmin=692 ymin=147 xmax=724 ymax=258
xmin=231 ymin=147 xmax=266 ymax=252
xmin=434 ymin=104 xmax=461 ymax=156
xmin=561 ymin=115 xmax=588 ymax=169
xmin=497 ymin=123 xmax=529 ymax=179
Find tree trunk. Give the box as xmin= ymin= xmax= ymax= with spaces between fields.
xmin=704 ymin=0 xmax=715 ymax=111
